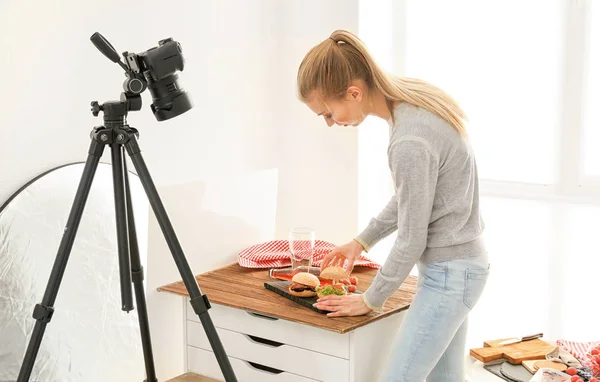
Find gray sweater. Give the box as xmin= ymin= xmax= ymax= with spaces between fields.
xmin=356 ymin=102 xmax=486 ymax=310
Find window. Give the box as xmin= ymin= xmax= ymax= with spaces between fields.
xmin=467 ymin=197 xmax=552 ymax=349
xmin=403 ymin=0 xmax=564 ymax=184
xmin=560 ymin=203 xmax=600 ymax=340
xmin=582 ymin=0 xmax=600 ymax=178
xmin=358 ymin=0 xmax=599 ymax=350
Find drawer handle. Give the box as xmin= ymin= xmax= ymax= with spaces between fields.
xmin=244 ymin=334 xmax=284 ymax=347
xmin=246 ymin=311 xmax=279 ymax=321
xmin=245 ymin=361 xmax=284 ymax=375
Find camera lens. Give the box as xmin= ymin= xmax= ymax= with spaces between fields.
xmin=147 ymin=73 xmax=193 ymax=121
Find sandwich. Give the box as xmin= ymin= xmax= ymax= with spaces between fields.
xmin=316 ymin=265 xmax=352 ymax=297
xmin=288 ymin=272 xmax=320 ymax=297
xmin=320 ymin=265 xmax=348 ymax=281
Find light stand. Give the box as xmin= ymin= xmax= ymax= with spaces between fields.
xmin=17 ymin=33 xmax=238 ymax=382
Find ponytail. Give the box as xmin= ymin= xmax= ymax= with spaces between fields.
xmin=297 ymin=29 xmax=468 ymax=136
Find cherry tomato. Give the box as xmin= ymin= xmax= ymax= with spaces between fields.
xmin=349 ymin=276 xmax=358 ymax=285
xmin=340 ymin=279 xmax=350 ymax=285
xmin=566 ymin=367 xmax=577 ymax=376
xmin=348 ymin=285 xmax=357 ymax=293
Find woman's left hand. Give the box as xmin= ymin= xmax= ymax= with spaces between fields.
xmin=313 ymin=293 xmax=373 ymax=317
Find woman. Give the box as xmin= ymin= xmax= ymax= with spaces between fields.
xmin=299 ymin=30 xmax=490 ymax=381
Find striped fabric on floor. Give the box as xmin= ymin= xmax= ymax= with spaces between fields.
xmin=557 ymin=339 xmax=600 ymax=376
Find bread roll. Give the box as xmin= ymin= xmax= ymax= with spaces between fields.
xmin=320 ymin=266 xmax=348 ymax=280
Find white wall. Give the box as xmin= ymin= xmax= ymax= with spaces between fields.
xmin=145 ymin=168 xmax=280 ymax=381
xmin=1 ymin=0 xmax=281 ymax=381
xmin=275 ymin=1 xmax=360 ymax=245
xmin=356 ymin=0 xmax=403 ymax=266
xmin=146 ymin=2 xmax=362 ymax=378
xmin=0 ymin=0 xmax=281 ymax=202
xmin=0 ymin=0 xmax=362 ymax=253
xmin=1 ymin=0 xmax=364 ymax=380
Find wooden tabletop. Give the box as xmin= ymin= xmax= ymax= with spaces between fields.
xmin=158 ymin=262 xmax=417 ymax=334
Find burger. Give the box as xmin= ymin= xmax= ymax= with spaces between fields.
xmin=316 ymin=265 xmax=350 ymax=297
xmin=288 ymin=272 xmax=320 ymax=297
xmin=320 ymin=265 xmax=348 ymax=281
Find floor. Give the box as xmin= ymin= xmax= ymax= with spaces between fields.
xmin=166 ymin=372 xmax=220 ymax=382
xmin=466 ymin=360 xmax=506 ymax=381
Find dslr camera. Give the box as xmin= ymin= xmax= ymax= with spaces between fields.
xmin=91 ymin=32 xmax=193 ymax=121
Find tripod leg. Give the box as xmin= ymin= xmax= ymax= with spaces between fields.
xmin=111 ymin=143 xmax=134 ymax=312
xmin=124 ymin=139 xmax=238 ymax=382
xmin=123 ymin=155 xmax=157 ymax=382
xmin=18 ymin=140 xmax=105 ymax=382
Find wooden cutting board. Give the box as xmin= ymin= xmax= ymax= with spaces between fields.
xmin=470 ymin=338 xmax=556 ymax=364
xmin=522 ymin=359 xmax=568 ymax=374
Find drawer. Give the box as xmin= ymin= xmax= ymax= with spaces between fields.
xmin=187 ymin=346 xmax=318 ymax=382
xmin=186 ymin=301 xmax=349 ymax=359
xmin=187 ymin=321 xmax=349 ymax=382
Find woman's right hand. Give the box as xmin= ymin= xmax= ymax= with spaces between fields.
xmin=321 ymin=239 xmax=365 ymax=274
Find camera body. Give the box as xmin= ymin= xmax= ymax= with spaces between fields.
xmin=126 ymin=38 xmax=184 ymax=82
xmin=123 ymin=38 xmax=192 ymax=121
xmin=90 ymin=32 xmax=193 ymax=121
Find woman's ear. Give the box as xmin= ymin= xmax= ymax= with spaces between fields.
xmin=345 ymin=85 xmax=363 ymax=102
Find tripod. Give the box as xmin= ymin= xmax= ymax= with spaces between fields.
xmin=17 ymin=94 xmax=238 ymax=382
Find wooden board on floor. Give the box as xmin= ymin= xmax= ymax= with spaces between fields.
xmin=470 ymin=338 xmax=556 ymax=364
xmin=166 ymin=372 xmax=221 ymax=382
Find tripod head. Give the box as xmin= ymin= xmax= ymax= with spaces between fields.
xmin=89 ymin=32 xmax=193 ymax=122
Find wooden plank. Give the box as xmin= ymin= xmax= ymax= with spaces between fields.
xmin=158 ymin=262 xmax=417 ymax=334
xmin=470 ymin=338 xmax=556 ymax=364
xmin=166 ymin=372 xmax=220 ymax=382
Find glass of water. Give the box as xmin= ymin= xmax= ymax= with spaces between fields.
xmin=288 ymin=227 xmax=315 ymax=271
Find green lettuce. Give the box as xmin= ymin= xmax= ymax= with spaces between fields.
xmin=315 ymin=285 xmax=346 ymax=296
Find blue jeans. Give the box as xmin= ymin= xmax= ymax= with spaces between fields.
xmin=379 ymin=253 xmax=490 ymax=382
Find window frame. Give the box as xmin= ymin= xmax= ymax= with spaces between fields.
xmin=376 ymin=0 xmax=600 ymax=205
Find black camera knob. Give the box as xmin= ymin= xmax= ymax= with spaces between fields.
xmin=90 ymin=101 xmax=102 ymax=116
xmin=127 ymin=78 xmax=145 ymax=94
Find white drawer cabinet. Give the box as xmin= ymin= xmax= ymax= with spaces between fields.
xmin=187 ymin=317 xmax=349 ymax=381
xmin=187 ymin=346 xmax=317 ymax=382
xmin=183 ymin=300 xmax=407 ymax=382
xmin=156 ymin=264 xmax=417 ymax=382
xmin=186 ymin=303 xmax=349 ymax=358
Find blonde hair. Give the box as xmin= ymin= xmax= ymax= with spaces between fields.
xmin=297 ymin=29 xmax=468 ymax=136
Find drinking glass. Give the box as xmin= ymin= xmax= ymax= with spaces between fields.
xmin=288 ymin=227 xmax=315 ymax=271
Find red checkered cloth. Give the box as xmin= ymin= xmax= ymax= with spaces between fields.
xmin=237 ymin=239 xmax=380 ymax=269
xmin=557 ymin=339 xmax=600 ymax=376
